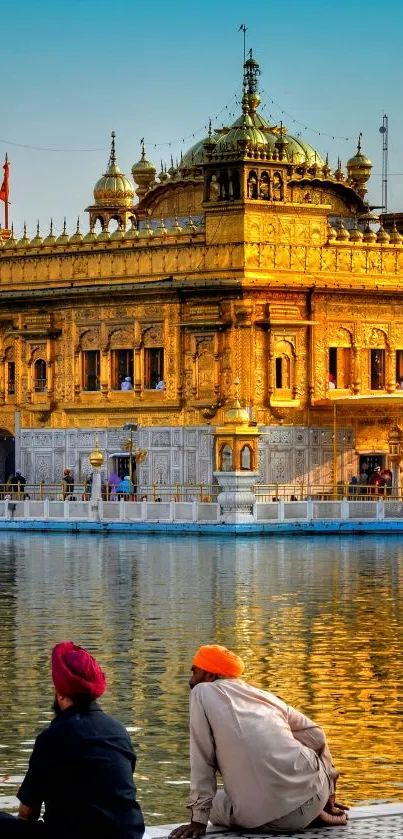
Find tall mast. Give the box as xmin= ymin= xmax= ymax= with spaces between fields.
xmin=379 ymin=115 xmax=388 ymax=213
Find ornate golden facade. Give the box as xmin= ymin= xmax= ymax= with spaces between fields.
xmin=0 ymin=54 xmax=402 ymax=485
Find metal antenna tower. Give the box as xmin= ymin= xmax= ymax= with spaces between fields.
xmin=379 ymin=114 xmax=388 ymax=213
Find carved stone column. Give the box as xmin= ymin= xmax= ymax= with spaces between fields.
xmin=134 ymin=346 xmax=141 ymax=394
xmin=386 ymin=346 xmax=396 ymax=393
xmin=352 ymin=346 xmax=361 ymax=394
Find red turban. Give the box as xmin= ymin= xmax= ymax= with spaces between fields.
xmin=52 ymin=641 xmax=106 ymax=700
xmin=193 ymin=644 xmax=245 ymax=678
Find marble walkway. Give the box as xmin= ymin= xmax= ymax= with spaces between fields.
xmin=146 ymin=804 xmax=403 ymax=839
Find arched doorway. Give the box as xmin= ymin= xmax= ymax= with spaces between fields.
xmin=0 ymin=430 xmax=15 ymax=483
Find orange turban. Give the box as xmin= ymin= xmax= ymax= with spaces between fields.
xmin=193 ymin=644 xmax=245 ymax=678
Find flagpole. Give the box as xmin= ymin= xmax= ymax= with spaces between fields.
xmin=4 ymin=154 xmax=9 ymax=230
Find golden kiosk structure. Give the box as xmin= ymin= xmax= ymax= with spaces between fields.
xmin=0 ymin=54 xmax=403 ymax=490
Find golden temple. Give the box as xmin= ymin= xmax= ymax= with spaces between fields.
xmin=0 ymin=53 xmax=402 ymax=487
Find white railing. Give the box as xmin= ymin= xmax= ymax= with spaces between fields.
xmin=0 ymin=498 xmax=403 ymax=524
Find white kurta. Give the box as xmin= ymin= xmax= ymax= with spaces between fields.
xmin=188 ymin=679 xmax=336 ymax=828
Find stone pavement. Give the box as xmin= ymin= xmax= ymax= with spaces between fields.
xmin=146 ymin=804 xmax=403 ymax=839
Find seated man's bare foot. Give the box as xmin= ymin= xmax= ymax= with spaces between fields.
xmin=310 ymin=810 xmax=348 ymax=827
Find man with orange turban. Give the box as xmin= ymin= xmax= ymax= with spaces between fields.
xmin=170 ymin=644 xmax=347 ymax=838
xmin=0 ymin=642 xmax=144 ymax=839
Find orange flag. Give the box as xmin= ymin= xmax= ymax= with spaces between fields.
xmin=0 ymin=155 xmax=9 ymax=203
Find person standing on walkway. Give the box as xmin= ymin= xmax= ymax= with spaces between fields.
xmin=0 ymin=641 xmax=144 ymax=839
xmin=62 ymin=468 xmax=74 ymax=500
xmin=170 ymin=644 xmax=348 ymax=838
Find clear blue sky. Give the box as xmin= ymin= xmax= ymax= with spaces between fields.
xmin=1 ymin=0 xmax=402 ymax=235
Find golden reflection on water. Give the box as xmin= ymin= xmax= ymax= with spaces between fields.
xmin=0 ymin=534 xmax=402 ymax=823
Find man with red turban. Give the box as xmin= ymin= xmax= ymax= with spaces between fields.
xmin=170 ymin=644 xmax=347 ymax=838
xmin=0 ymin=642 xmax=144 ymax=839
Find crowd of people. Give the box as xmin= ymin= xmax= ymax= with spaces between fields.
xmin=348 ymin=464 xmax=393 ymax=497
xmin=0 ymin=642 xmax=348 ymax=839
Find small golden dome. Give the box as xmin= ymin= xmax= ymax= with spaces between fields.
xmin=224 ymin=397 xmax=250 ymax=426
xmin=131 ymin=142 xmax=156 ymax=179
xmin=155 ymin=217 xmax=168 ymax=237
xmin=336 ymin=220 xmax=350 ymax=241
xmin=56 ymin=219 xmax=69 ymax=245
xmin=94 ymin=132 xmax=134 ymax=208
xmin=347 ymin=134 xmax=372 ymax=184
xmin=124 ymin=220 xmax=139 ymax=240
xmin=83 ymin=229 xmax=97 ymax=243
xmin=363 ymin=224 xmax=377 ymax=243
xmin=334 ymin=158 xmax=345 ymax=182
xmin=97 ymin=228 xmax=111 ymax=242
xmin=30 ymin=222 xmax=43 ymax=247
xmin=89 ymin=440 xmax=104 ymax=469
xmin=132 ymin=141 xmax=156 ymax=201
xmin=69 ymin=218 xmax=83 ymax=244
xmin=138 ymin=218 xmax=153 ymax=238
xmin=390 ymin=222 xmax=403 ymax=245
xmin=184 ymin=213 xmax=198 ymax=234
xmin=110 ymin=226 xmax=125 ymax=240
xmin=376 ymin=223 xmax=390 ymax=244
xmin=43 ymin=220 xmax=57 ymax=246
xmin=169 ymin=215 xmax=182 ymax=235
xmin=322 ymin=154 xmax=332 ymax=178
xmin=327 ymin=222 xmax=337 ymax=242
xmin=349 ymin=218 xmax=364 ymax=242
xmin=3 ymin=227 xmax=17 ymax=249
xmin=17 ymin=223 xmax=30 ymax=248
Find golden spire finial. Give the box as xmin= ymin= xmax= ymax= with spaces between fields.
xmin=109 ymin=131 xmax=116 ymax=165
xmin=357 ymin=132 xmax=362 ymax=153
xmin=63 ymin=217 xmax=67 ymax=235
xmin=243 ymin=47 xmax=261 ymax=115
xmin=140 ymin=137 xmax=145 ymax=160
xmin=76 ymin=216 xmax=80 ymax=233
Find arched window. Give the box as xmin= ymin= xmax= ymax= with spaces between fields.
xmin=4 ymin=347 xmax=15 ymax=396
xmin=272 ymin=172 xmax=284 ymax=202
xmin=247 ymin=171 xmax=258 ymax=199
xmin=220 ymin=444 xmax=233 ymax=471
xmin=273 ymin=340 xmax=294 ymax=394
xmin=259 ymin=172 xmax=270 ymax=200
xmin=34 ymin=359 xmax=47 ymax=392
xmin=240 ymin=445 xmax=253 ymax=470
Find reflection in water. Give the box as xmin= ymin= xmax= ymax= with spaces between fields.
xmin=0 ymin=533 xmax=402 ymax=821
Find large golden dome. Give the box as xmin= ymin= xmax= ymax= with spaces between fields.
xmin=180 ymin=55 xmax=324 ymax=172
xmin=93 ymin=132 xmax=135 ymax=208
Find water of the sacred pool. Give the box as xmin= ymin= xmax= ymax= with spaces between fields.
xmin=0 ymin=533 xmax=402 ymax=822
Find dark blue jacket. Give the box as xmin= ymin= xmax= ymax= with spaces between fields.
xmin=18 ymin=702 xmax=144 ymax=839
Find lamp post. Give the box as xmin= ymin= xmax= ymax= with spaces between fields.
xmin=123 ymin=423 xmax=137 ymax=497
xmin=123 ymin=423 xmax=148 ymax=499
xmin=89 ymin=438 xmax=104 ymax=502
xmin=333 ymin=402 xmax=338 ymax=498
xmin=388 ymin=424 xmax=403 ymax=497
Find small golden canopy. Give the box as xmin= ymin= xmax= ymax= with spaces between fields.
xmin=223 ymin=397 xmax=250 ymax=426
